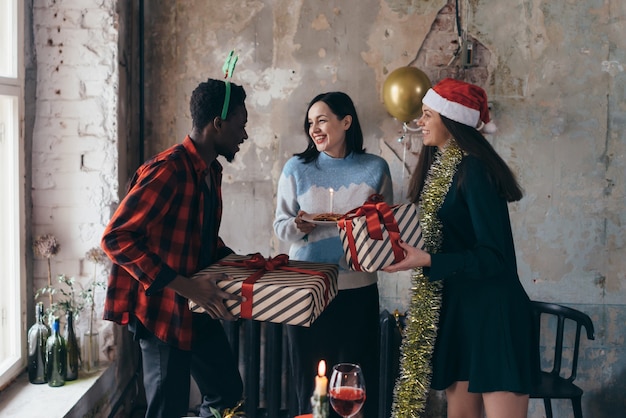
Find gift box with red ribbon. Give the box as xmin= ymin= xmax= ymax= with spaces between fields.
xmin=189 ymin=253 xmax=338 ymax=327
xmin=337 ymin=194 xmax=425 ymax=272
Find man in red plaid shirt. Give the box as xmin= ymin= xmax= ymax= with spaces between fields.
xmin=102 ymin=78 xmax=248 ymax=417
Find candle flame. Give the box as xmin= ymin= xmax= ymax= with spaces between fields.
xmin=318 ymin=359 xmax=326 ymax=376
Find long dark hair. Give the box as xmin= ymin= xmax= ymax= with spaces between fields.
xmin=295 ymin=91 xmax=366 ymax=164
xmin=408 ymin=115 xmax=523 ymax=203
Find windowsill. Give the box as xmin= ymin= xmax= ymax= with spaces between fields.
xmin=0 ymin=363 xmax=111 ymax=417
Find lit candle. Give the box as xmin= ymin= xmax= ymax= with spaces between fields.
xmin=314 ymin=360 xmax=328 ymax=396
xmin=311 ymin=360 xmax=329 ymax=418
xmin=329 ymin=188 xmax=334 ymax=213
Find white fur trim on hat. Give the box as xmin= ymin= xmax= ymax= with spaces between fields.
xmin=422 ymin=89 xmax=481 ymax=128
xmin=482 ymin=121 xmax=497 ymax=133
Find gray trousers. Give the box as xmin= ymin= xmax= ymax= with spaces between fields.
xmin=132 ymin=314 xmax=243 ymax=418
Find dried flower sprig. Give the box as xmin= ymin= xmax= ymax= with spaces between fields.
xmin=85 ymin=247 xmax=108 ymax=265
xmin=82 ymin=247 xmax=108 ymax=335
xmin=33 ymin=234 xmax=61 ymax=306
xmin=33 ymin=234 xmax=61 ymax=259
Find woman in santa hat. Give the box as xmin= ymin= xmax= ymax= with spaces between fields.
xmin=384 ymin=78 xmax=538 ymax=418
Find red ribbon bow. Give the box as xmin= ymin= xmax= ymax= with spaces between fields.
xmin=239 ymin=253 xmax=290 ymax=271
xmin=219 ymin=253 xmax=331 ymax=319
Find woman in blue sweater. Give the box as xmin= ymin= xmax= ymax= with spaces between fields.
xmin=274 ymin=91 xmax=392 ymax=417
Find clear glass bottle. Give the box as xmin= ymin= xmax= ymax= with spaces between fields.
xmin=82 ymin=330 xmax=99 ymax=372
xmin=27 ymin=302 xmax=50 ymax=384
xmin=64 ymin=311 xmax=80 ymax=381
xmin=46 ymin=317 xmax=67 ymax=387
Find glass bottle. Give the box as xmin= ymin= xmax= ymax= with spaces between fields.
xmin=82 ymin=330 xmax=99 ymax=372
xmin=27 ymin=302 xmax=50 ymax=384
xmin=64 ymin=311 xmax=80 ymax=381
xmin=46 ymin=317 xmax=67 ymax=387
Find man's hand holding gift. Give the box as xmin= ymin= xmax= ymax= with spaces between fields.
xmin=169 ymin=272 xmax=244 ymax=320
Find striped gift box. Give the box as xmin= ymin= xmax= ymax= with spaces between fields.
xmin=189 ymin=254 xmax=338 ymax=327
xmin=338 ymin=196 xmax=425 ymax=272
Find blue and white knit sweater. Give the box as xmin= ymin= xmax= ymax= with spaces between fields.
xmin=273 ymin=151 xmax=393 ymax=290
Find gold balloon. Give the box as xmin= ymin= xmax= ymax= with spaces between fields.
xmin=382 ymin=67 xmax=432 ymax=122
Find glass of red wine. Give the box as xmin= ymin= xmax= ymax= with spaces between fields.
xmin=329 ymin=363 xmax=366 ymax=418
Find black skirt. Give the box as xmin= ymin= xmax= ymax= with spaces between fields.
xmin=430 ymin=276 xmax=540 ymax=393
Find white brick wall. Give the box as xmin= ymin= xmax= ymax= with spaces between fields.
xmin=31 ymin=1 xmax=119 ymax=354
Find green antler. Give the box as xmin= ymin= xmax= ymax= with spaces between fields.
xmin=222 ymin=50 xmax=239 ymax=79
xmin=221 ymin=50 xmax=239 ymax=119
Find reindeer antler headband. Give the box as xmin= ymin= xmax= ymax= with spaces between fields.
xmin=221 ymin=50 xmax=239 ymax=120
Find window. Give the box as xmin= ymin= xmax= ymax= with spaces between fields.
xmin=0 ymin=0 xmax=26 ymax=389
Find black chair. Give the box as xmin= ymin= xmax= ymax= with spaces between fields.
xmin=529 ymin=301 xmax=595 ymax=418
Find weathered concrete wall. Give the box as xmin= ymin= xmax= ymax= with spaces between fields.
xmin=139 ymin=1 xmax=625 ymax=416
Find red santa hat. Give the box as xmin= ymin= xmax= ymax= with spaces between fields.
xmin=422 ymin=78 xmax=497 ymax=133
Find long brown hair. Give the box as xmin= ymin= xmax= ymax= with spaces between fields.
xmin=408 ymin=115 xmax=523 ymax=203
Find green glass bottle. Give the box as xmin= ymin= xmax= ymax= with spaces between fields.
xmin=27 ymin=302 xmax=50 ymax=384
xmin=64 ymin=311 xmax=80 ymax=381
xmin=46 ymin=317 xmax=67 ymax=387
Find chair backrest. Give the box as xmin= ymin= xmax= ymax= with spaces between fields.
xmin=531 ymin=301 xmax=595 ymax=383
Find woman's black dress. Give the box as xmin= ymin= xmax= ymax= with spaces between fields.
xmin=426 ymin=156 xmax=539 ymax=393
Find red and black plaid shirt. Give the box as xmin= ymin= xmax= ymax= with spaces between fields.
xmin=101 ymin=136 xmax=230 ymax=350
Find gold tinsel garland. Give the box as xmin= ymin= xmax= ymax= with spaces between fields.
xmin=391 ymin=140 xmax=464 ymax=417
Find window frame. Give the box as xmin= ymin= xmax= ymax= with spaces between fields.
xmin=0 ymin=0 xmax=26 ymax=390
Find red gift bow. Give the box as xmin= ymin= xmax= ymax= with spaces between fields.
xmin=337 ymin=194 xmax=404 ymax=271
xmin=219 ymin=253 xmax=331 ymax=319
